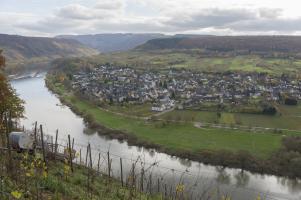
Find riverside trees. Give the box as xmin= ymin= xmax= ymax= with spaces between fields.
xmin=0 ymin=50 xmax=24 ymax=144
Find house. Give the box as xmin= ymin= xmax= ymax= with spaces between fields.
xmin=151 ymin=104 xmax=166 ymax=112
xmin=70 ymin=65 xmax=301 ymax=109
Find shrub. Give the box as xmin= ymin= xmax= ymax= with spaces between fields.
xmin=235 ymin=150 xmax=254 ymax=170
xmin=282 ymin=136 xmax=301 ymax=153
xmin=261 ymin=103 xmax=277 ymax=115
xmin=284 ymin=97 xmax=298 ymax=105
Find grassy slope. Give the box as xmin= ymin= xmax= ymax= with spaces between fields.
xmin=49 ymin=80 xmax=293 ymax=159
xmin=88 ymin=50 xmax=301 ymax=75
xmin=0 ymin=154 xmax=157 ymax=200
xmin=45 ymin=162 xmax=157 ymax=200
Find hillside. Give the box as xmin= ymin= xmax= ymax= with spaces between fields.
xmin=54 ymin=48 xmax=301 ymax=75
xmin=56 ymin=33 xmax=165 ymax=52
xmin=0 ymin=34 xmax=98 ymax=61
xmin=0 ymin=34 xmax=99 ymax=74
xmin=137 ymin=36 xmax=301 ymax=55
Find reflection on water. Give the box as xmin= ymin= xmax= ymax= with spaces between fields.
xmin=83 ymin=127 xmax=96 ymax=136
xmin=278 ymin=178 xmax=301 ymax=193
xmin=148 ymin=149 xmax=156 ymax=158
xmin=216 ymin=167 xmax=231 ymax=185
xmin=235 ymin=171 xmax=250 ymax=187
xmin=11 ymin=76 xmax=301 ymax=200
xmin=179 ymin=158 xmax=192 ymax=168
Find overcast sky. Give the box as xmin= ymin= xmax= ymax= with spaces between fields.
xmin=2 ymin=0 xmax=301 ymax=36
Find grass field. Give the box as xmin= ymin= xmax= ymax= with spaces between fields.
xmin=47 ymin=80 xmax=301 ymax=159
xmin=104 ymin=103 xmax=153 ymax=117
xmin=160 ymin=105 xmax=301 ymax=130
xmin=86 ymin=50 xmax=301 ymax=75
xmin=70 ymin=98 xmax=283 ymax=158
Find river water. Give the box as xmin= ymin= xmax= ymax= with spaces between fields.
xmin=11 ymin=75 xmax=301 ymax=200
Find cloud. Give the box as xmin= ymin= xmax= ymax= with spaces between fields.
xmin=56 ymin=3 xmax=120 ymax=20
xmin=259 ymin=8 xmax=282 ymax=19
xmin=0 ymin=12 xmax=42 ymax=36
xmin=56 ymin=4 xmax=96 ymax=20
xmin=19 ymin=17 xmax=87 ymax=34
xmin=94 ymin=0 xmax=124 ymax=10
xmin=15 ymin=0 xmax=125 ymax=35
xmin=227 ymin=18 xmax=301 ymax=32
xmin=163 ymin=8 xmax=256 ymax=31
xmin=2 ymin=0 xmax=301 ymax=36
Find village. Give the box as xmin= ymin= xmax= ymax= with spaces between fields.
xmin=70 ymin=65 xmax=301 ymax=112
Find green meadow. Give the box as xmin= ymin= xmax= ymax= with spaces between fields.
xmin=160 ymin=105 xmax=301 ymax=130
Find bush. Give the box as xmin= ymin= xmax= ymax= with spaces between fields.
xmin=282 ymin=136 xmax=301 ymax=153
xmin=214 ymin=150 xmax=235 ymax=167
xmin=235 ymin=150 xmax=254 ymax=170
xmin=284 ymin=97 xmax=298 ymax=105
xmin=289 ymin=157 xmax=301 ymax=177
xmin=261 ymin=103 xmax=277 ymax=115
xmin=84 ymin=113 xmax=95 ymax=124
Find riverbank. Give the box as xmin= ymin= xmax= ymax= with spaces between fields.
xmin=45 ymin=73 xmax=301 ymax=178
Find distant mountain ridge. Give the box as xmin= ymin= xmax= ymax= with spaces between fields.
xmin=56 ymin=33 xmax=166 ymax=52
xmin=0 ymin=34 xmax=98 ymax=62
xmin=137 ymin=36 xmax=301 ymax=53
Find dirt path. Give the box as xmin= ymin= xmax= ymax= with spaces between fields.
xmin=97 ymin=106 xmax=175 ymax=121
xmin=151 ymin=108 xmax=175 ymax=117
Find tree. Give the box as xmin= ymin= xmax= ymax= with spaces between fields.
xmin=171 ymin=91 xmax=176 ymax=99
xmin=163 ymin=81 xmax=168 ymax=89
xmin=261 ymin=103 xmax=277 ymax=115
xmin=0 ymin=50 xmax=24 ymax=135
xmin=235 ymin=150 xmax=253 ymax=171
xmin=0 ymin=50 xmax=5 ymax=68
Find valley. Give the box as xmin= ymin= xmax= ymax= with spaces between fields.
xmin=3 ymin=0 xmax=301 ymax=199
xmin=3 ymin=33 xmax=301 ymax=200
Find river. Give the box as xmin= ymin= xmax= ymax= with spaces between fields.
xmin=11 ymin=75 xmax=301 ymax=200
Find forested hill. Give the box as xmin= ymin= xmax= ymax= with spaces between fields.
xmin=136 ymin=36 xmax=301 ymax=54
xmin=56 ymin=33 xmax=165 ymax=52
xmin=0 ymin=34 xmax=98 ymax=62
xmin=0 ymin=34 xmax=99 ymax=74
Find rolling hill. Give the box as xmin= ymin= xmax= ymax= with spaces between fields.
xmin=137 ymin=36 xmax=301 ymax=54
xmin=0 ymin=34 xmax=99 ymax=74
xmin=56 ymin=33 xmax=165 ymax=52
xmin=0 ymin=34 xmax=98 ymax=61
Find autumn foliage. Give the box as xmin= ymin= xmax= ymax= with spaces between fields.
xmin=0 ymin=50 xmax=24 ymax=133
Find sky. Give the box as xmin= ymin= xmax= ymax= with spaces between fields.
xmin=1 ymin=0 xmax=301 ymax=36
